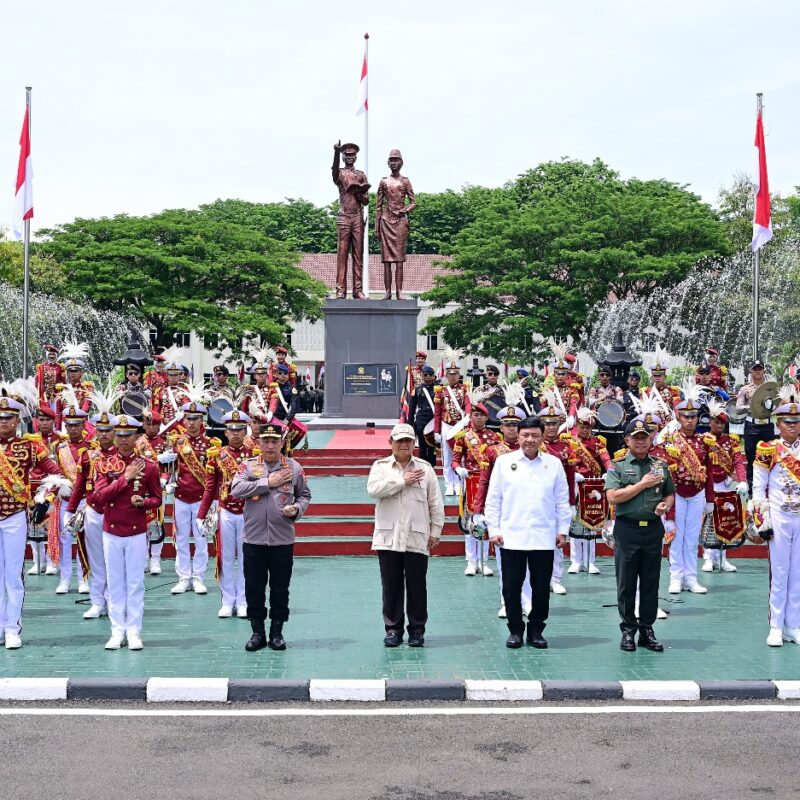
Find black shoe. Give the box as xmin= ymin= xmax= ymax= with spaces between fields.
xmin=408 ymin=633 xmax=425 ymax=648
xmin=620 ymin=631 xmax=636 ymax=652
xmin=384 ymin=631 xmax=403 ymax=648
xmin=268 ymin=632 xmax=286 ymax=651
xmin=245 ymin=632 xmax=267 ymax=652
xmin=527 ymin=633 xmax=548 ymax=649
xmin=506 ymin=633 xmax=523 ymax=649
xmin=638 ymin=627 xmax=664 ymax=652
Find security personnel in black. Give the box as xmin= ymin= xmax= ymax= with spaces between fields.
xmin=514 ymin=369 xmax=541 ymax=417
xmin=605 ymin=419 xmax=675 ymax=653
xmin=270 ymin=363 xmax=300 ymax=423
xmin=407 ymin=365 xmax=437 ymax=467
xmin=622 ymin=371 xmax=643 ymax=423
xmin=481 ymin=364 xmax=506 ymax=433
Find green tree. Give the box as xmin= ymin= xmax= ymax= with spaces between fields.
xmin=199 ymin=198 xmax=338 ymax=253
xmin=0 ymin=233 xmax=67 ymax=295
xmin=422 ymin=158 xmax=730 ymax=362
xmin=39 ymin=210 xmax=327 ymax=356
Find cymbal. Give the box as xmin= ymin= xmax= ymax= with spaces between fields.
xmin=751 ymin=381 xmax=779 ymax=420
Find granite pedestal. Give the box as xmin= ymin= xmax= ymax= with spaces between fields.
xmin=323 ymin=299 xmax=420 ymax=420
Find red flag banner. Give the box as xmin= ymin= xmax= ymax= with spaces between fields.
xmin=752 ymin=109 xmax=772 ymax=252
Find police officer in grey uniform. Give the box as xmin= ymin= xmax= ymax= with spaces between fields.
xmin=605 ymin=419 xmax=675 ymax=653
xmin=230 ymin=420 xmax=311 ymax=652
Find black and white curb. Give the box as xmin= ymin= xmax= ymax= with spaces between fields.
xmin=1 ymin=678 xmax=800 ymax=702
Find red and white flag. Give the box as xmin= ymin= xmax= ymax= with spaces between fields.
xmin=752 ymin=110 xmax=772 ymax=252
xmin=13 ymin=107 xmax=33 ymax=240
xmin=305 ymin=365 xmax=312 ymax=384
xmin=356 ymin=45 xmax=368 ymax=115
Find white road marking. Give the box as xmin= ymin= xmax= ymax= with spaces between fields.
xmin=0 ymin=704 xmax=797 ymax=718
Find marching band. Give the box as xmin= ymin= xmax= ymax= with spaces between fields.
xmin=0 ymin=335 xmax=798 ymax=654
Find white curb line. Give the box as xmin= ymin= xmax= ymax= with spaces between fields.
xmin=773 ymin=681 xmax=800 ymax=700
xmin=310 ymin=679 xmax=386 ymax=702
xmin=465 ymin=680 xmax=544 ymax=701
xmin=146 ymin=677 xmax=229 ymax=703
xmin=621 ymin=680 xmax=700 ymax=701
xmin=0 ymin=678 xmax=68 ymax=701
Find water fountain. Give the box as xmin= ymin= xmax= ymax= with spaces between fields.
xmin=0 ymin=281 xmax=149 ymax=379
xmin=581 ymin=243 xmax=800 ymax=373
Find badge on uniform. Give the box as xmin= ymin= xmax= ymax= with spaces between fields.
xmin=511 ymin=463 xmax=517 ymax=471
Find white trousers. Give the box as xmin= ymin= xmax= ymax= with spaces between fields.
xmin=464 ymin=535 xmax=489 ymax=563
xmin=218 ymin=509 xmax=245 ymax=608
xmin=0 ymin=511 xmax=27 ymax=636
xmin=103 ymin=532 xmax=147 ymax=638
xmin=59 ymin=499 xmax=85 ymax=582
xmin=173 ymin=499 xmax=207 ymax=581
xmin=570 ymin=538 xmax=596 ymax=566
xmin=769 ymin=509 xmax=800 ymax=631
xmin=552 ymin=546 xmax=563 ymax=583
xmin=84 ymin=507 xmax=108 ymax=608
xmin=441 ymin=423 xmax=457 ymax=490
xmin=496 ymin=547 xmax=532 ymax=607
xmin=670 ymin=491 xmax=705 ymax=584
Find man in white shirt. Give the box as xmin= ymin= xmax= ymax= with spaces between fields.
xmin=485 ymin=417 xmax=572 ymax=649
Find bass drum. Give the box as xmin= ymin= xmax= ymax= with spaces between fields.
xmin=423 ymin=419 xmax=437 ymax=449
xmin=119 ymin=390 xmax=149 ymax=419
xmin=726 ymin=399 xmax=745 ymax=424
xmin=596 ymin=399 xmax=625 ymax=430
xmin=208 ymin=397 xmax=233 ymax=428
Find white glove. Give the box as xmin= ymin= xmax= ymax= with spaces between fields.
xmin=575 ymin=473 xmax=585 ymax=483
xmin=455 ymin=466 xmax=468 ymax=480
xmin=705 ymin=502 xmax=714 ymax=514
xmin=160 ymin=477 xmax=167 ymax=488
xmin=59 ymin=482 xmax=73 ymax=499
xmin=736 ymin=481 xmax=749 ymax=497
xmin=472 ymin=513 xmax=486 ymax=528
xmin=62 ymin=512 xmax=73 ymax=528
xmin=157 ymin=451 xmax=177 ymax=464
xmin=165 ymin=481 xmax=176 ymax=495
xmin=434 ymin=432 xmax=442 ymax=445
xmin=570 ymin=505 xmax=577 ymax=520
xmin=266 ymin=411 xmax=273 ymax=423
xmin=663 ymin=519 xmax=676 ymax=535
xmin=194 ymin=518 xmax=205 ymax=538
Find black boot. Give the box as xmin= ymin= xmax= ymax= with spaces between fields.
xmin=638 ymin=626 xmax=664 ymax=652
xmin=268 ymin=622 xmax=286 ymax=651
xmin=245 ymin=622 xmax=267 ymax=652
xmin=620 ymin=630 xmax=636 ymax=652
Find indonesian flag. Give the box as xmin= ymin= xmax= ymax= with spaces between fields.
xmin=752 ymin=110 xmax=772 ymax=252
xmin=356 ymin=47 xmax=368 ymax=115
xmin=305 ymin=365 xmax=312 ymax=384
xmin=13 ymin=108 xmax=33 ymax=240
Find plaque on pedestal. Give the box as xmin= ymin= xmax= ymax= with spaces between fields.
xmin=322 ymin=299 xmax=420 ymax=419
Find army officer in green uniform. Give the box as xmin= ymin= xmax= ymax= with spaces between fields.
xmin=605 ymin=419 xmax=675 ymax=653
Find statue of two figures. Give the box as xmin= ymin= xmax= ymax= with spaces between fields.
xmin=331 ymin=142 xmax=416 ymax=300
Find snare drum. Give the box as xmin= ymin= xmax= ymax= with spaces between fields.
xmin=596 ymin=399 xmax=625 ymax=430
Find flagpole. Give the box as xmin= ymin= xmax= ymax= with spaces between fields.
xmin=22 ymin=86 xmax=32 ymax=380
xmin=753 ymin=92 xmax=762 ymax=363
xmin=362 ymin=32 xmax=370 ymax=299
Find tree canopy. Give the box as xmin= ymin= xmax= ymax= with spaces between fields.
xmin=38 ymin=209 xmax=328 ymax=356
xmin=421 ymin=158 xmax=731 ymax=363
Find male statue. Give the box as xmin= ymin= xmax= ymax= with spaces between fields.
xmin=331 ymin=141 xmax=370 ymax=299
xmin=375 ymin=149 xmax=417 ymax=300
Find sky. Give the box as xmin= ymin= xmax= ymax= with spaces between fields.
xmin=2 ymin=0 xmax=800 ymax=235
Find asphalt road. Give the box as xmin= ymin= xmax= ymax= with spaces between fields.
xmin=1 ymin=704 xmax=799 ymax=800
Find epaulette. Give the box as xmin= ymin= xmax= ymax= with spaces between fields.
xmin=721 ymin=366 xmax=729 ymax=374
xmin=729 ymin=433 xmax=740 ymax=443
xmin=206 ymin=446 xmax=221 ymax=460
xmin=252 ymin=446 xmax=262 ymax=456
xmin=756 ymin=440 xmax=776 ymax=456
xmin=613 ymin=448 xmax=628 ymax=461
xmin=23 ymin=433 xmax=42 ymax=443
xmin=453 ymin=429 xmax=465 ymax=441
xmin=597 ymin=434 xmax=607 ymax=447
xmin=269 ymin=382 xmax=278 ymax=388
xmin=569 ymin=382 xmax=583 ymax=391
xmin=559 ymin=432 xmax=574 ymax=442
xmin=209 ymin=437 xmax=223 ymax=448
xmin=55 ymin=383 xmax=66 ymax=391
xmin=83 ymin=381 xmax=94 ymax=390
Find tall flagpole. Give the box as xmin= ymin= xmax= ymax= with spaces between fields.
xmin=22 ymin=86 xmax=32 ymax=380
xmin=753 ymin=92 xmax=763 ymax=363
xmin=362 ymin=32 xmax=370 ymax=299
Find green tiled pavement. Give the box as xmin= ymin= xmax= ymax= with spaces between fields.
xmin=5 ymin=557 xmax=799 ymax=681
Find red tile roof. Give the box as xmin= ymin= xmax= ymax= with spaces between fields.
xmin=298 ymin=254 xmax=452 ymax=294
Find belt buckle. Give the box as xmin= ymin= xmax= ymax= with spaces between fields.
xmin=638 ymin=520 xmax=648 ymax=527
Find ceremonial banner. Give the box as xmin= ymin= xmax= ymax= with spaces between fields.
xmin=711 ymin=490 xmax=746 ymax=545
xmin=578 ymin=478 xmax=608 ymax=531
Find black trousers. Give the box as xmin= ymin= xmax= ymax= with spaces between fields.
xmin=744 ymin=422 xmax=775 ymax=488
xmin=500 ymin=548 xmax=553 ymax=637
xmin=414 ymin=424 xmax=436 ymax=468
xmin=243 ymin=542 xmax=294 ymax=631
xmin=377 ymin=550 xmax=429 ymax=636
xmin=614 ymin=517 xmax=663 ymax=633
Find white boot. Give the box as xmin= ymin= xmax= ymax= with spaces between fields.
xmin=702 ymin=559 xmax=714 ymax=572
xmin=568 ymin=561 xmax=581 ymax=574
xmin=684 ymin=579 xmax=708 ymax=594
xmin=783 ymin=627 xmax=800 ymax=645
xmin=657 ymin=607 xmax=668 ymax=620
xmin=550 ymin=582 xmax=567 ymax=595
xmin=4 ymin=632 xmax=22 ymax=649
xmin=588 ymin=563 xmax=600 ymax=575
xmin=82 ymin=604 xmax=107 ymax=619
xmin=149 ymin=558 xmax=162 ymax=575
xmin=464 ymin=560 xmax=477 ymax=576
xmin=55 ymin=580 xmax=70 ymax=594
xmin=77 ymin=579 xmax=90 ymax=594
xmin=668 ymin=579 xmax=682 ymax=594
xmin=482 ymin=562 xmax=494 ymax=577
xmin=767 ymin=628 xmax=784 ymax=647
xmin=497 ymin=604 xmax=507 ymax=619
xmin=720 ymin=555 xmax=737 ymax=573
